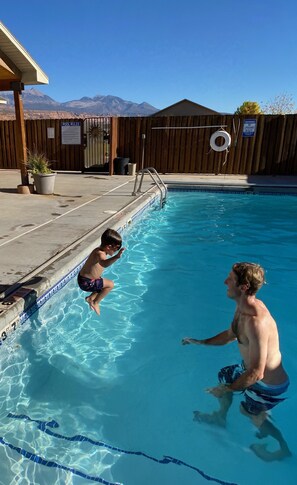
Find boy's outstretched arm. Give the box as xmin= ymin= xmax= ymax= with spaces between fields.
xmin=98 ymin=248 xmax=126 ymax=268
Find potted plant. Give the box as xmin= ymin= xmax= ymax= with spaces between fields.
xmin=27 ymin=151 xmax=56 ymax=195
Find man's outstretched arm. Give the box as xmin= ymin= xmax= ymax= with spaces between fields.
xmin=182 ymin=328 xmax=236 ymax=346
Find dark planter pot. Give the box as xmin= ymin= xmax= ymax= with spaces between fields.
xmin=113 ymin=157 xmax=130 ymax=175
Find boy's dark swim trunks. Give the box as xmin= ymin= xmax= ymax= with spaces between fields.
xmin=77 ymin=273 xmax=104 ymax=293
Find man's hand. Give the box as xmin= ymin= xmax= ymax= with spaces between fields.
xmin=205 ymin=384 xmax=231 ymax=398
xmin=182 ymin=337 xmax=193 ymax=345
xmin=181 ymin=337 xmax=204 ymax=345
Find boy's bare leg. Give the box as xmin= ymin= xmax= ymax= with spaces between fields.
xmin=86 ymin=278 xmax=114 ymax=315
xmin=91 ymin=288 xmax=113 ymax=315
xmin=85 ymin=292 xmax=97 ymax=310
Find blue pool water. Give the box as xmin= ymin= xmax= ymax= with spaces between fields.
xmin=0 ymin=191 xmax=297 ymax=485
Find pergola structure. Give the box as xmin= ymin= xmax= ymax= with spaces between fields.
xmin=0 ymin=22 xmax=49 ymax=190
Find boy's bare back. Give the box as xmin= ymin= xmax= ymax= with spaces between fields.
xmin=79 ymin=247 xmax=106 ymax=280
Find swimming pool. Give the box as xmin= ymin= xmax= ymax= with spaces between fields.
xmin=0 ymin=190 xmax=297 ymax=484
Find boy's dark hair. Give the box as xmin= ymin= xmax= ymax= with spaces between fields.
xmin=101 ymin=228 xmax=122 ymax=248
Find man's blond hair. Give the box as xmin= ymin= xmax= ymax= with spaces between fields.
xmin=232 ymin=262 xmax=265 ymax=296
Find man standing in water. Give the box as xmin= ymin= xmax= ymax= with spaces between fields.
xmin=182 ymin=262 xmax=291 ymax=461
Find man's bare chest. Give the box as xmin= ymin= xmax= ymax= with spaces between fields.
xmin=232 ymin=313 xmax=248 ymax=345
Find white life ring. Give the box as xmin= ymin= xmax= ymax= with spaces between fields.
xmin=210 ymin=130 xmax=231 ymax=152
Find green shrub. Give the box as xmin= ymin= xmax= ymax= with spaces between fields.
xmin=26 ymin=151 xmax=52 ymax=174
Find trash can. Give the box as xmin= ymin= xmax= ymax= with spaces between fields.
xmin=113 ymin=157 xmax=130 ymax=175
xmin=128 ymin=163 xmax=136 ymax=176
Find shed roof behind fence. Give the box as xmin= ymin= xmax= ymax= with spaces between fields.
xmin=0 ymin=21 xmax=49 ymax=87
xmin=152 ymin=98 xmax=219 ymax=116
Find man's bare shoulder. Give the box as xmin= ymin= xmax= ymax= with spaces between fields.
xmin=254 ymin=299 xmax=274 ymax=323
xmin=245 ymin=297 xmax=270 ymax=318
xmin=244 ymin=302 xmax=275 ymax=335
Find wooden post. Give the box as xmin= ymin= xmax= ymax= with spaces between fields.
xmin=14 ymin=88 xmax=28 ymax=185
xmin=109 ymin=117 xmax=118 ymax=175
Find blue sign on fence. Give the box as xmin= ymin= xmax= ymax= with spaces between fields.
xmin=242 ymin=119 xmax=257 ymax=137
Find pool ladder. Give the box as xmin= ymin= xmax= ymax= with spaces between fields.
xmin=132 ymin=167 xmax=167 ymax=208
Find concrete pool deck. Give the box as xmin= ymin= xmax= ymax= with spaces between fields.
xmin=1 ymin=169 xmax=297 ymax=332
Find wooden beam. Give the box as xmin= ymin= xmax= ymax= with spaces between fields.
xmin=14 ymin=89 xmax=28 ymax=185
xmin=0 ymin=80 xmax=18 ymax=91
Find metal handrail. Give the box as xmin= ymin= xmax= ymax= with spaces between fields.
xmin=132 ymin=167 xmax=167 ymax=208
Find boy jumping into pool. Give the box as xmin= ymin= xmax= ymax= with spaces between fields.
xmin=77 ymin=228 xmax=125 ymax=315
xmin=182 ymin=262 xmax=291 ymax=461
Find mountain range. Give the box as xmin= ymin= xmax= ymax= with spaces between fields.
xmin=0 ymin=88 xmax=159 ymax=116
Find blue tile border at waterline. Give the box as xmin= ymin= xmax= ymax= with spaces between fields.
xmin=10 ymin=192 xmax=161 ymax=332
xmin=168 ymin=186 xmax=297 ymax=196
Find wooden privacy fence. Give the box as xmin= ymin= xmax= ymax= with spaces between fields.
xmin=115 ymin=114 xmax=297 ymax=175
xmin=1 ymin=115 xmax=297 ymax=175
xmin=0 ymin=119 xmax=84 ymax=171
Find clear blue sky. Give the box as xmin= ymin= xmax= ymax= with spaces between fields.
xmin=2 ymin=0 xmax=297 ymax=112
